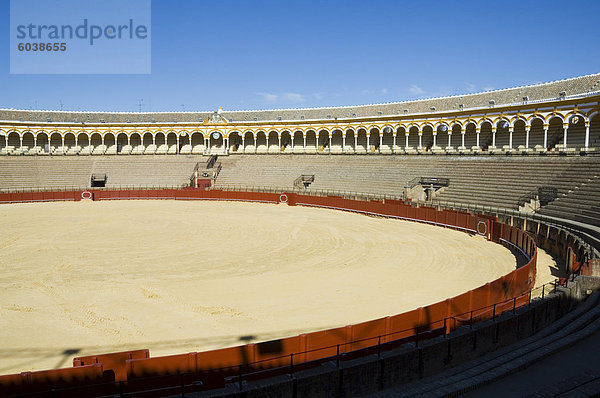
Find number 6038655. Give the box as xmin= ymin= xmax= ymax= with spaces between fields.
xmin=17 ymin=42 xmax=67 ymax=51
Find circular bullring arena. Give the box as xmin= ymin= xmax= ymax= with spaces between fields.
xmin=0 ymin=73 xmax=598 ymax=396
xmin=0 ymin=199 xmax=558 ymax=376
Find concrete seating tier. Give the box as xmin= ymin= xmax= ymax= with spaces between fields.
xmin=0 ymin=156 xmax=206 ymax=191
xmin=214 ymin=155 xmax=600 ymax=221
xmin=2 ymin=154 xmax=599 ymax=228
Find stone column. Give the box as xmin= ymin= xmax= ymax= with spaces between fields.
xmin=525 ymin=127 xmax=530 ymax=152
xmin=543 ymin=125 xmax=549 ymax=151
xmin=585 ymin=122 xmax=590 ymax=151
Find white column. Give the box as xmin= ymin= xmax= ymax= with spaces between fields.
xmin=303 ymin=134 xmax=307 ymax=150
xmin=509 ymin=127 xmax=513 ymax=150
xmin=342 ymin=133 xmax=345 ymax=152
xmin=328 ymin=133 xmax=331 ymax=153
xmin=491 ymin=128 xmax=496 ymax=149
xmin=447 ymin=132 xmax=452 ymax=149
xmin=75 ymin=135 xmax=78 ymax=150
xmin=476 ymin=129 xmax=480 ymax=149
xmin=367 ymin=133 xmax=370 ymax=152
xmin=392 ymin=133 xmax=397 ymax=153
xmin=405 ymin=133 xmax=409 ymax=150
xmin=20 ymin=135 xmax=23 ymax=150
xmin=585 ymin=122 xmax=590 ymax=151
xmin=176 ymin=136 xmax=179 ymax=154
xmin=563 ymin=125 xmax=568 ymax=151
xmin=543 ymin=126 xmax=548 ymax=150
xmin=354 ymin=133 xmax=357 ymax=151
xmin=225 ymin=137 xmax=229 ymax=155
xmin=433 ymin=132 xmax=437 ymax=148
xmin=418 ymin=132 xmax=422 ymax=150
xmin=278 ymin=134 xmax=281 ymax=151
xmin=102 ymin=135 xmax=106 ymax=154
xmin=255 ymin=135 xmax=258 ymax=153
xmin=379 ymin=133 xmax=382 ymax=154
xmin=461 ymin=131 xmax=465 ymax=149
xmin=241 ymin=135 xmax=245 ymax=152
xmin=525 ymin=127 xmax=530 ymax=151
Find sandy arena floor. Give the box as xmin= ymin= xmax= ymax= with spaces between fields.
xmin=0 ymin=200 xmax=557 ymax=375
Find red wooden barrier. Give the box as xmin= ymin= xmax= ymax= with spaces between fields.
xmin=0 ymin=364 xmax=111 ymax=397
xmin=252 ymin=335 xmax=306 ymax=368
xmin=389 ymin=308 xmax=421 ymax=340
xmin=349 ymin=317 xmax=387 ymax=351
xmin=74 ymin=349 xmax=149 ymax=382
xmin=127 ymin=352 xmax=198 ymax=379
xmin=304 ymin=326 xmax=350 ymax=361
xmin=196 ymin=345 xmax=250 ymax=370
xmin=449 ymin=291 xmax=471 ymax=320
xmin=421 ymin=300 xmax=448 ymax=331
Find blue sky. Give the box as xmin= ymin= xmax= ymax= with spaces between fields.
xmin=1 ymin=0 xmax=599 ymax=112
